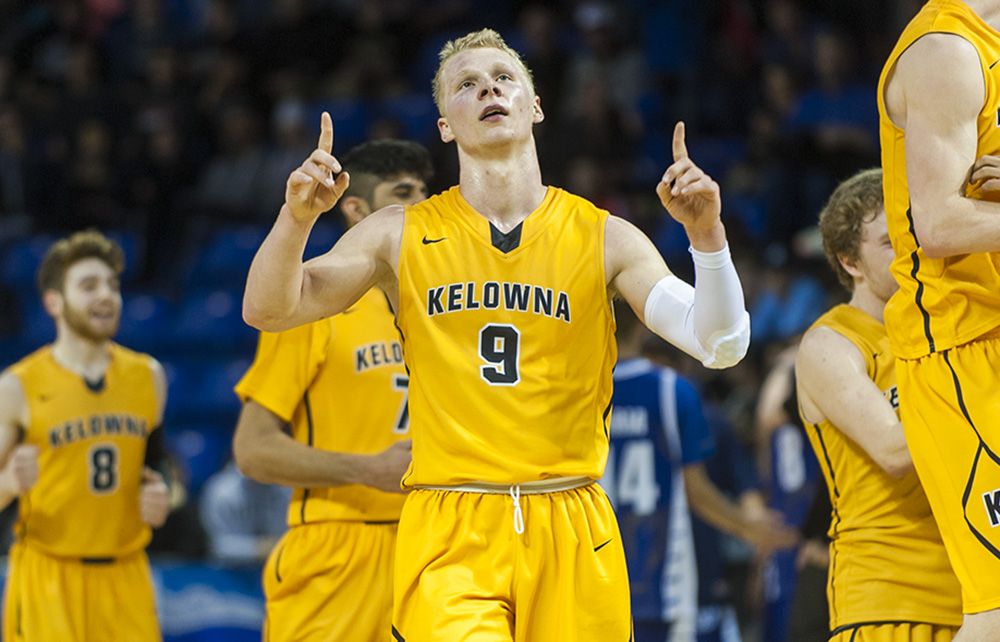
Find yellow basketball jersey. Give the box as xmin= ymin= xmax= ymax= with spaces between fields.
xmin=802 ymin=305 xmax=962 ymax=627
xmin=235 ymin=288 xmax=409 ymax=524
xmin=396 ymin=186 xmax=616 ymax=487
xmin=878 ymin=0 xmax=1000 ymax=359
xmin=10 ymin=344 xmax=159 ymax=558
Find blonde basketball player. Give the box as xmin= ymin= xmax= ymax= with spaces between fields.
xmin=243 ymin=29 xmax=750 ymax=641
xmin=880 ymin=1 xmax=1000 ymax=636
xmin=796 ymin=169 xmax=962 ymax=641
xmin=0 ymin=230 xmax=171 ymax=641
xmin=232 ymin=139 xmax=432 ymax=642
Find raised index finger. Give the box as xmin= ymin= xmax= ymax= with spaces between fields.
xmin=672 ymin=121 xmax=687 ymax=162
xmin=318 ymin=111 xmax=334 ymax=153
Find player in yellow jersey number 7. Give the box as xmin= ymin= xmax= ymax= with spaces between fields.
xmin=244 ymin=29 xmax=750 ymax=642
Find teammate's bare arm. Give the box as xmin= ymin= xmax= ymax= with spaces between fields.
xmin=887 ymin=33 xmax=1000 ymax=257
xmin=796 ymin=327 xmax=911 ymax=477
xmin=0 ymin=371 xmax=38 ymax=509
xmin=243 ymin=112 xmax=403 ymax=332
xmin=233 ymin=401 xmax=410 ymax=494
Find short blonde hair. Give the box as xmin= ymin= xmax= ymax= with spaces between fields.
xmin=818 ymin=168 xmax=884 ymax=292
xmin=432 ymin=28 xmax=535 ymax=115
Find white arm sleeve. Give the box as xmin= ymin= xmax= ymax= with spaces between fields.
xmin=643 ymin=243 xmax=750 ymax=369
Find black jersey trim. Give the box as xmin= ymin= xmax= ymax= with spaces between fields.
xmin=299 ymin=391 xmax=316 ymax=525
xmin=490 ymin=222 xmax=523 ymax=253
xmin=811 ymin=422 xmax=843 ymax=623
xmin=274 ymin=542 xmax=285 ymax=583
xmin=904 ymin=206 xmax=935 ymax=353
xmin=944 ymin=351 xmax=1000 ymax=561
xmin=830 ymin=619 xmax=949 ymax=638
xmin=391 ymin=625 xmax=405 ymax=641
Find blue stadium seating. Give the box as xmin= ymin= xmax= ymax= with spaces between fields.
xmin=0 ymin=234 xmax=55 ymax=294
xmin=303 ymin=220 xmax=344 ymax=261
xmin=377 ymin=93 xmax=440 ymax=146
xmin=185 ymin=226 xmax=268 ymax=290
xmin=170 ymin=289 xmax=256 ymax=354
xmin=117 ymin=291 xmax=177 ymax=353
xmin=166 ymin=425 xmax=233 ymax=498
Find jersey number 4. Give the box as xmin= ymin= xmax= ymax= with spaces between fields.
xmin=479 ymin=324 xmax=521 ymax=386
xmin=602 ymin=440 xmax=661 ymax=516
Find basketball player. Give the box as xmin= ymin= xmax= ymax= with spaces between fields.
xmin=243 ymin=29 xmax=750 ymax=640
xmin=0 ymin=230 xmax=171 ymax=640
xmin=880 ymin=2 xmax=1000 ymax=634
xmin=231 ymin=139 xmax=432 ymax=641
xmin=795 ymin=169 xmax=962 ymax=640
xmin=607 ymin=305 xmax=796 ymax=642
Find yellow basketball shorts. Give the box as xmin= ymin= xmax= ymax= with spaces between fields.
xmin=2 ymin=542 xmax=160 ymax=641
xmin=829 ymin=621 xmax=958 ymax=642
xmin=262 ymin=520 xmax=397 ymax=642
xmin=392 ymin=483 xmax=632 ymax=642
xmin=898 ymin=332 xmax=1000 ymax=613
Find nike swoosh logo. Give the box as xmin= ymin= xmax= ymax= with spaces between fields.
xmin=991 ymin=59 xmax=999 ymax=69
xmin=421 ymin=236 xmax=447 ymax=244
xmin=594 ymin=538 xmax=613 ymax=552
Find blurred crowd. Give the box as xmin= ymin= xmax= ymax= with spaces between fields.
xmin=0 ymin=0 xmax=923 ymax=637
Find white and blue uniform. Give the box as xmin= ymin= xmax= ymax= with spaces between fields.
xmin=761 ymin=421 xmax=821 ymax=642
xmin=602 ymin=358 xmax=715 ymax=642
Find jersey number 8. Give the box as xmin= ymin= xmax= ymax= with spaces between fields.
xmin=87 ymin=443 xmax=120 ymax=494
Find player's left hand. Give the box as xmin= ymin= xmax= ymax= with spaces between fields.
xmin=139 ymin=467 xmax=170 ymax=528
xmin=656 ymin=122 xmax=722 ymax=230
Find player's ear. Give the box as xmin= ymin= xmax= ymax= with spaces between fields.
xmin=438 ymin=117 xmax=454 ymax=143
xmin=532 ymin=96 xmax=544 ymax=125
xmin=340 ymin=196 xmax=370 ymax=226
xmin=838 ymin=254 xmax=862 ymax=279
xmin=42 ymin=289 xmax=63 ymax=319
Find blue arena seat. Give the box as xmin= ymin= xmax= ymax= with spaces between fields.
xmin=117 ymin=291 xmax=176 ymax=353
xmin=186 ymin=226 xmax=268 ymax=290
xmin=0 ymin=234 xmax=56 ymax=293
xmin=18 ymin=299 xmax=55 ymax=348
xmin=171 ymin=289 xmax=256 ymax=354
xmin=303 ymin=221 xmax=344 ymax=261
xmin=161 ymin=356 xmax=247 ymax=422
xmin=309 ymin=99 xmax=371 ymax=155
xmin=377 ymin=93 xmax=440 ymax=145
xmin=166 ymin=425 xmax=232 ymax=498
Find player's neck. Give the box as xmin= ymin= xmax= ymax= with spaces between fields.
xmin=848 ymin=285 xmax=887 ymax=326
xmin=457 ymin=144 xmax=547 ymax=232
xmin=51 ymin=332 xmax=112 ymax=381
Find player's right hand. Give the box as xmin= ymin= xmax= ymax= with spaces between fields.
xmin=741 ymin=513 xmax=800 ymax=554
xmin=365 ymin=440 xmax=412 ymax=494
xmin=970 ymin=154 xmax=1000 ymax=200
xmin=285 ymin=111 xmax=351 ymax=223
xmin=1 ymin=444 xmax=39 ymax=495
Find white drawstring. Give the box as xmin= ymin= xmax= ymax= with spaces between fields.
xmin=509 ymin=485 xmax=524 ymax=534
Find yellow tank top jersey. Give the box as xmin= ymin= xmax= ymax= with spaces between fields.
xmin=235 ymin=288 xmax=408 ymax=525
xmin=10 ymin=344 xmax=159 ymax=558
xmin=397 ymin=186 xmax=616 ymax=487
xmin=802 ymin=305 xmax=962 ymax=628
xmin=878 ymin=0 xmax=1000 ymax=359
